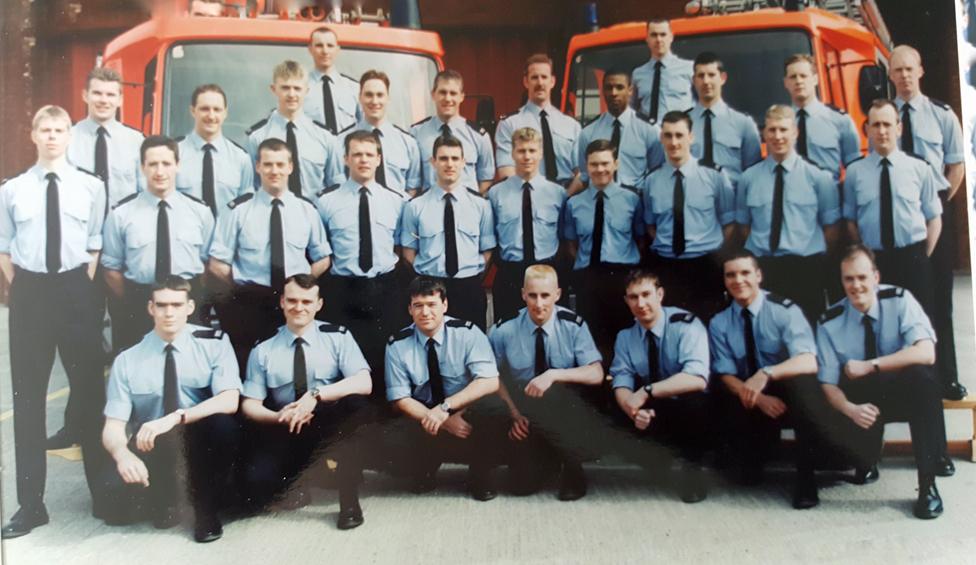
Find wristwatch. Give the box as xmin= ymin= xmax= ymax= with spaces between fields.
xmin=173 ymin=408 xmax=186 ymax=425
xmin=308 ymin=387 xmax=321 ymax=402
xmin=761 ymin=366 xmax=775 ymax=380
xmin=642 ymin=383 xmax=654 ymax=399
xmin=871 ymin=359 xmax=881 ymax=373
xmin=439 ymin=401 xmax=456 ymax=415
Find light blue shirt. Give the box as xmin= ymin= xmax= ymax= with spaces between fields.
xmin=641 ymin=159 xmax=735 ymax=258
xmin=412 ymin=115 xmax=495 ymax=189
xmin=709 ymin=291 xmax=816 ymax=379
xmin=736 ymin=153 xmax=840 ymax=256
xmin=338 ymin=119 xmax=422 ymax=195
xmin=101 ymin=191 xmax=214 ymax=283
xmin=243 ymin=322 xmax=370 ymax=410
xmin=793 ymin=100 xmax=862 ymax=180
xmin=104 ymin=325 xmax=241 ymax=429
xmin=67 ymin=117 xmax=144 ymax=208
xmin=842 ymin=150 xmax=945 ymax=250
xmin=577 ymin=107 xmax=663 ymax=186
xmin=495 ymin=102 xmax=581 ymax=182
xmin=816 ymin=285 xmax=936 ymax=386
xmin=245 ymin=110 xmax=344 ymax=200
xmin=385 ymin=317 xmax=498 ymax=404
xmin=316 ymin=178 xmax=404 ymax=277
xmin=687 ymin=101 xmax=762 ymax=187
xmin=304 ymin=68 xmax=362 ymax=134
xmin=609 ymin=307 xmax=709 ymax=391
xmin=895 ymin=94 xmax=965 ymax=169
xmin=487 ymin=173 xmax=567 ymax=262
xmin=399 ymin=184 xmax=496 ymax=278
xmin=209 ymin=189 xmax=331 ymax=286
xmin=631 ymin=52 xmax=694 ymax=124
xmin=176 ymin=131 xmax=254 ymax=217
xmin=0 ymin=163 xmax=105 ymax=272
xmin=563 ymin=183 xmax=644 ymax=269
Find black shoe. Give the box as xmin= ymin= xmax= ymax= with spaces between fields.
xmin=410 ymin=470 xmax=437 ymax=494
xmin=935 ymin=455 xmax=956 ymax=478
xmin=913 ymin=479 xmax=943 ymax=520
xmin=1 ymin=506 xmax=49 ymax=539
xmin=792 ymin=473 xmax=820 ymax=510
xmin=152 ymin=505 xmax=182 ymax=530
xmin=45 ymin=427 xmax=78 ymax=451
xmin=337 ymin=505 xmax=364 ymax=530
xmin=943 ymin=381 xmax=968 ymax=401
xmin=193 ymin=514 xmax=223 ymax=543
xmin=853 ymin=465 xmax=880 ymax=485
xmin=557 ymin=463 xmax=587 ymax=501
xmin=679 ymin=467 xmax=707 ymax=504
xmin=469 ymin=468 xmax=497 ymax=502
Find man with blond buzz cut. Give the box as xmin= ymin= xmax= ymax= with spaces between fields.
xmin=412 ymin=70 xmax=495 ymax=192
xmin=304 ymin=26 xmax=362 ymax=135
xmin=246 ymin=60 xmax=344 ymax=200
xmin=631 ymin=18 xmax=693 ymax=125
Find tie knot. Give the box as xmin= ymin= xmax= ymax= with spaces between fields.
xmin=372 ymin=128 xmax=382 ymax=137
xmin=443 ymin=192 xmax=454 ymax=202
xmin=674 ymin=170 xmax=684 ymax=180
xmin=45 ymin=172 xmax=58 ymax=182
xmin=522 ymin=181 xmax=532 ymax=192
xmin=360 ymin=185 xmax=369 ymax=195
xmin=427 ymin=338 xmax=436 ymax=350
xmin=323 ymin=75 xmax=332 ymax=84
xmin=797 ymin=109 xmax=807 ymax=118
xmin=596 ymin=190 xmax=607 ymax=200
xmin=203 ymin=143 xmax=214 ymax=152
xmin=775 ymin=164 xmax=785 ymax=173
xmin=539 ymin=110 xmax=548 ymax=118
xmin=613 ymin=118 xmax=621 ymax=127
xmin=286 ymin=121 xmax=296 ymax=130
xmin=294 ymin=337 xmax=306 ymax=347
xmin=742 ymin=307 xmax=753 ymax=320
xmin=654 ymin=61 xmax=663 ymax=70
xmin=880 ymin=157 xmax=891 ymax=167
xmin=97 ymin=126 xmax=107 ymax=137
xmin=535 ymin=327 xmax=545 ymax=336
xmin=158 ymin=200 xmax=168 ymax=209
xmin=862 ymin=314 xmax=873 ymax=326
xmin=902 ymin=103 xmax=912 ymax=112
xmin=272 ymin=198 xmax=283 ymax=207
xmin=703 ymin=109 xmax=713 ymax=117
xmin=164 ymin=343 xmax=175 ymax=353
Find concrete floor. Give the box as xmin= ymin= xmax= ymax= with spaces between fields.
xmin=2 ymin=278 xmax=976 ymax=565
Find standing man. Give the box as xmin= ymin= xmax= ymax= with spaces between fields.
xmin=489 ymin=265 xmax=604 ymax=500
xmin=487 ymin=127 xmax=567 ymax=322
xmin=337 ymin=70 xmax=422 ymax=197
xmin=384 ymin=277 xmax=501 ymax=499
xmin=736 ymin=105 xmax=841 ymax=320
xmin=304 ymin=26 xmax=362 ymax=135
xmin=176 ymin=84 xmax=253 ymax=217
xmin=246 ymin=60 xmax=344 ymax=201
xmin=102 ymin=136 xmax=215 ymax=353
xmin=100 ymin=276 xmax=241 ymax=542
xmin=890 ymin=44 xmax=968 ymax=400
xmin=495 ymin=54 xmax=580 ymax=188
xmin=686 ymin=52 xmax=762 ymax=189
xmin=576 ymin=69 xmax=663 ymax=188
xmin=608 ymin=270 xmax=709 ymax=503
xmin=563 ymin=139 xmax=644 ymax=352
xmin=0 ymin=106 xmax=107 ymax=538
xmin=400 ymin=136 xmax=495 ymax=329
xmin=317 ymin=130 xmax=406 ymax=397
xmin=816 ymin=245 xmax=946 ymax=520
xmin=782 ymin=54 xmax=862 ymax=180
xmin=412 ymin=70 xmax=495 ymax=193
xmin=631 ymin=19 xmax=694 ymax=125
xmin=641 ymin=111 xmax=735 ymax=319
xmin=208 ymin=138 xmax=332 ymax=375
xmin=241 ymin=274 xmax=372 ymax=530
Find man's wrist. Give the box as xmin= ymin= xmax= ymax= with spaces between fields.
xmin=171 ymin=408 xmax=186 ymax=425
xmin=870 ymin=359 xmax=881 ymax=373
xmin=761 ymin=366 xmax=775 ymax=382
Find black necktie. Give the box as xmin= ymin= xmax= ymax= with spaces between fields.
xmin=522 ymin=182 xmax=535 ymax=263
xmin=270 ymin=198 xmax=285 ymax=290
xmin=163 ymin=343 xmax=179 ymax=414
xmin=373 ymin=128 xmax=387 ymax=187
xmin=322 ymin=76 xmax=338 ymax=135
xmin=650 ymin=61 xmax=663 ymax=122
xmin=539 ymin=110 xmax=558 ymax=181
xmin=440 ymin=123 xmax=454 ymax=139
xmin=592 ymin=191 xmax=605 ymax=267
xmin=155 ymin=200 xmax=171 ymax=282
xmin=293 ymin=337 xmax=308 ymax=399
xmin=534 ymin=327 xmax=548 ymax=376
xmin=862 ymin=314 xmax=878 ymax=360
xmin=769 ymin=164 xmax=785 ymax=253
xmin=646 ymin=331 xmax=660 ymax=387
xmin=443 ymin=193 xmax=458 ymax=277
xmin=426 ymin=338 xmax=446 ymax=406
xmin=202 ymin=143 xmax=216 ymax=215
xmin=742 ymin=308 xmax=759 ymax=377
xmin=880 ymin=158 xmax=895 ymax=250
xmin=901 ymin=104 xmax=914 ymax=154
xmin=285 ymin=122 xmax=302 ymax=197
xmin=673 ymin=171 xmax=686 ymax=257
xmin=702 ymin=109 xmax=715 ymax=167
xmin=45 ymin=173 xmax=61 ymax=274
xmin=359 ymin=186 xmax=373 ymax=273
xmin=95 ymin=126 xmax=109 ymax=214
xmin=796 ymin=109 xmax=808 ymax=158
xmin=611 ymin=118 xmax=622 ymax=181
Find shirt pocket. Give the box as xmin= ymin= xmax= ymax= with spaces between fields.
xmin=534 ymin=204 xmax=560 ymax=228
xmin=111 ymin=163 xmax=136 ymax=185
xmin=126 ymin=223 xmax=154 ymax=254
xmin=217 ymin=166 xmax=243 ymax=192
xmin=686 ymin=189 xmax=716 ymax=213
xmin=12 ymin=197 xmax=41 ymax=226
xmin=175 ymin=224 xmax=205 ymax=258
xmin=715 ymin=127 xmax=742 ymax=152
xmin=607 ymin=207 xmax=636 ymax=235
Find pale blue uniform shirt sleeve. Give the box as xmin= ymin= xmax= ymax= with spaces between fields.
xmin=0 ymin=181 xmax=14 ymax=254
xmin=242 ymin=345 xmax=270 ymax=401
xmin=104 ymin=353 xmax=134 ymax=421
xmin=708 ymin=312 xmax=739 ymax=377
xmin=609 ymin=325 xmax=641 ymax=391
xmin=781 ymin=301 xmax=817 ymax=358
xmin=815 ymin=321 xmax=843 ymax=386
xmin=209 ymin=332 xmax=242 ymax=394
xmin=673 ymin=315 xmax=709 ymax=380
xmin=838 ymin=112 xmax=863 ymax=167
xmin=398 ymin=196 xmax=420 ymax=250
xmin=100 ymin=207 xmax=125 ymax=272
xmin=384 ymin=337 xmax=414 ymax=402
xmin=478 ymin=196 xmax=497 ymax=251
xmin=895 ymin=288 xmax=937 ymax=347
xmin=919 ymin=161 xmax=945 ymax=220
xmin=494 ymin=114 xmax=517 ymax=170
xmin=303 ymin=198 xmax=332 ymax=262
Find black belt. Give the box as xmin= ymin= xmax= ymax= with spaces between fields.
xmin=13 ymin=265 xmax=86 ymax=280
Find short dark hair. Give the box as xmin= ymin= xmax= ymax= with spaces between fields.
xmin=661 ymin=110 xmax=693 ymax=130
xmin=344 ymin=129 xmax=381 ymax=156
xmin=309 ymin=26 xmax=338 ymax=44
xmin=647 ymin=17 xmax=671 ymax=27
xmin=408 ymin=277 xmax=447 ymax=302
xmin=840 ymin=244 xmax=877 ymax=269
xmin=585 ymin=138 xmax=616 ymax=159
xmin=191 ymin=83 xmax=227 ymax=107
xmin=284 ymin=273 xmax=319 ymax=290
xmin=720 ymin=248 xmax=760 ymax=272
xmin=602 ymin=69 xmax=632 ymax=86
xmin=360 ymin=69 xmax=390 ymax=91
xmin=693 ymin=51 xmax=725 ymax=73
xmin=867 ymin=98 xmax=899 ymax=121
xmin=784 ymin=53 xmax=817 ymax=75
xmin=433 ymin=135 xmax=464 ymax=157
xmin=140 ymin=135 xmax=179 ymax=164
xmin=624 ymin=269 xmax=661 ymax=292
xmin=86 ymin=67 xmax=122 ymax=90
xmin=257 ymin=137 xmax=292 ymax=162
xmin=524 ymin=53 xmax=554 ymax=74
xmin=151 ymin=275 xmax=192 ymax=299
xmin=433 ymin=69 xmax=464 ymax=91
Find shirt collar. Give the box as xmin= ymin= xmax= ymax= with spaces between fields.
xmin=187 ymin=130 xmax=224 ymax=151
xmin=281 ymin=324 xmax=313 ymax=345
xmin=648 ymin=312 xmax=666 ymax=340
xmin=667 ymin=158 xmax=697 ymax=178
xmin=519 ymin=172 xmax=546 ymax=188
xmin=256 ymin=187 xmax=291 ymax=205
xmin=651 ymin=52 xmax=678 ymax=66
xmin=586 ymin=182 xmax=619 ymax=200
xmin=896 ymin=93 xmax=925 ymax=109
xmin=521 ymin=307 xmax=558 ymax=336
xmin=696 ymin=99 xmax=728 ymax=116
xmin=271 ymin=109 xmax=309 ymax=129
xmin=311 ymin=67 xmax=341 ymax=83
xmin=770 ymin=152 xmax=799 ymax=172
xmin=846 ymin=296 xmax=880 ymax=322
xmin=523 ymin=102 xmax=554 ymax=117
xmin=359 ymin=119 xmax=391 ymax=135
xmin=795 ymin=99 xmax=824 ymax=115
xmin=342 ymin=178 xmax=381 ymax=195
xmin=148 ymin=325 xmax=194 ymax=353
xmin=32 ymin=161 xmax=73 ymax=182
xmin=606 ymin=106 xmax=634 ymax=126
xmin=79 ymin=117 xmax=120 ymax=136
xmin=416 ymin=321 xmax=446 ymax=347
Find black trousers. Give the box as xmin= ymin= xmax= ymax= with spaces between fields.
xmin=757 ymin=254 xmax=828 ymax=322
xmin=430 ymin=273 xmax=487 ymax=330
xmin=242 ymin=396 xmax=373 ymax=508
xmin=609 ymin=391 xmax=710 ymax=470
xmin=214 ymin=283 xmax=283 ymax=379
xmin=835 ymin=365 xmax=944 ymax=476
xmin=8 ymin=266 xmax=107 ymax=511
xmin=575 ymin=263 xmax=638 ymax=355
xmin=492 ymin=256 xmax=557 ymax=323
xmin=649 ymin=252 xmax=726 ymax=321
xmin=930 ymin=193 xmax=960 ymax=387
xmin=97 ymin=413 xmax=240 ymax=522
xmin=875 ymin=241 xmax=934 ymax=315
xmin=109 ymin=275 xmax=208 ymax=354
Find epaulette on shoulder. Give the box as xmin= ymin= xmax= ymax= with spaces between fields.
xmin=412 ymin=116 xmax=432 ymax=128
xmin=485 ymin=178 xmax=506 ymax=194
xmin=825 ymin=103 xmax=848 ymax=115
xmin=121 ymin=123 xmax=144 ymax=135
xmin=621 ymin=184 xmax=639 ymax=195
xmin=297 ymin=194 xmax=316 ymax=207
xmin=878 ymin=287 xmax=905 ymax=299
xmin=312 ymin=119 xmax=329 ymax=131
xmin=389 ymin=327 xmax=413 ymax=343
xmin=799 ymin=155 xmax=827 ymax=171
xmin=635 ymin=111 xmax=652 ymax=123
xmin=557 ymin=310 xmax=584 ymax=326
xmin=766 ymin=292 xmax=796 ymax=308
xmin=111 ymin=192 xmax=139 ymax=210
xmin=466 ymin=187 xmax=485 ymax=199
xmin=174 ymin=135 xmax=186 ymax=143
xmin=446 ymin=319 xmax=474 ymax=329
xmin=698 ymin=159 xmax=722 ymax=171
xmin=319 ymin=323 xmax=348 ymax=334
xmin=409 ymin=189 xmax=426 ymax=201
xmin=0 ymin=178 xmax=8 ymax=187
xmin=182 ymin=192 xmax=208 ymax=207
xmin=245 ymin=117 xmax=269 ymax=136
xmin=338 ymin=123 xmax=356 ymax=135
xmin=193 ymin=328 xmax=224 ymax=339
xmin=379 ymin=184 xmax=404 ymax=198
xmin=227 ymin=138 xmax=248 ymax=153
xmin=904 ymin=151 xmax=928 ymax=163
xmin=318 ymin=184 xmax=341 ymax=198
xmin=928 ymin=97 xmax=952 ymax=111
xmin=582 ymin=115 xmax=600 ymax=129
xmin=846 ymin=155 xmax=866 ymax=166
xmin=227 ymin=192 xmax=255 ymax=209
xmin=819 ymin=304 xmax=844 ymax=324
xmin=669 ymin=312 xmax=696 ymax=324
xmin=499 ymin=111 xmax=517 ymax=121
xmin=465 ymin=119 xmax=488 ymax=136
xmin=493 ymin=314 xmax=516 ymax=328
xmin=394 ymin=124 xmax=412 ymax=137
xmin=683 ymin=107 xmax=694 ymax=114
xmin=340 ymin=72 xmax=358 ymax=83
xmin=75 ymin=166 xmax=101 ymax=180
xmin=646 ymin=163 xmax=664 ymax=176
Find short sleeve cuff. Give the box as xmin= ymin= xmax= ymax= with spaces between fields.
xmin=903 ymin=328 xmax=936 ymax=347
xmin=944 ymin=152 xmax=964 ymax=164
xmin=711 ymin=358 xmax=738 ymax=377
xmin=241 ymin=380 xmax=268 ymax=400
xmin=681 ymin=361 xmax=709 ymax=382
xmin=820 ymin=208 xmax=842 ymax=226
xmin=386 ymin=386 xmax=412 ymax=402
xmin=100 ymin=254 xmax=124 ymax=271
xmin=103 ymin=401 xmax=133 ymax=422
xmin=611 ymin=373 xmax=636 ymax=390
xmin=817 ymin=367 xmax=840 ymax=386
xmin=718 ymin=211 xmax=736 ymax=226
xmin=87 ymin=235 xmax=103 ymax=251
